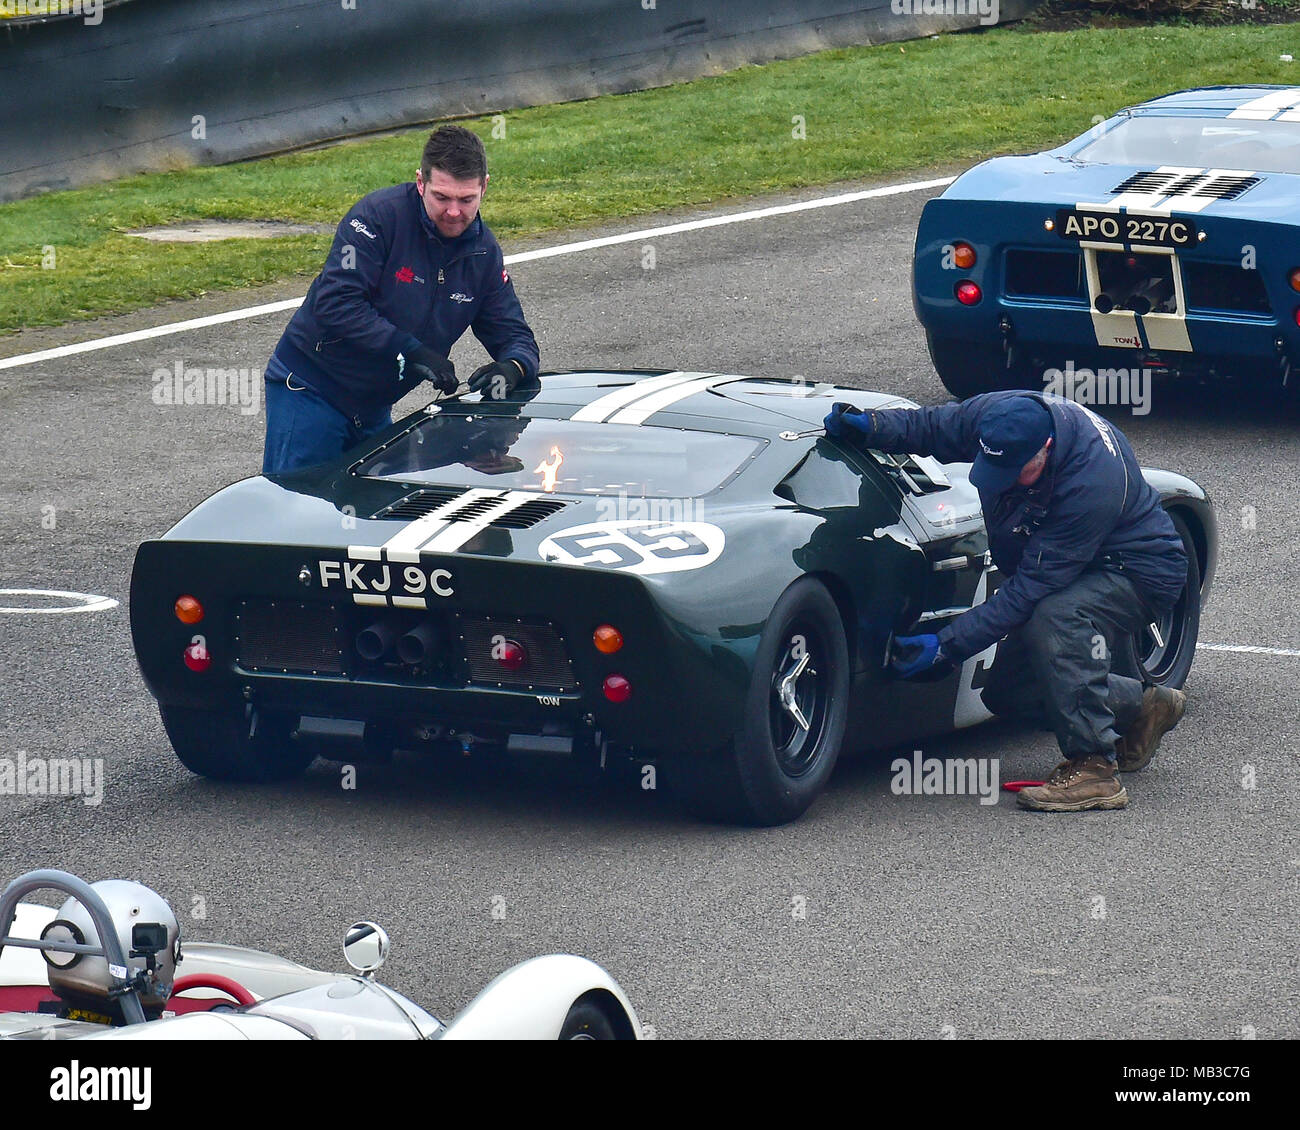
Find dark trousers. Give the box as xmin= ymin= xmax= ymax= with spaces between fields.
xmin=262 ymin=353 xmax=391 ymax=475
xmin=980 ymin=569 xmax=1151 ymax=761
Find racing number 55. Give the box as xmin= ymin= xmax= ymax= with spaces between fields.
xmin=550 ymin=524 xmax=709 ymax=569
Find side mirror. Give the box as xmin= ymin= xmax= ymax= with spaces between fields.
xmin=343 ymin=921 xmax=390 ymax=977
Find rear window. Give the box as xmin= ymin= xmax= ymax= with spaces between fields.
xmin=356 ymin=414 xmax=764 ymax=498
xmin=1074 ymin=115 xmax=1300 ymax=176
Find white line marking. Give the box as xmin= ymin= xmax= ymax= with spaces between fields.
xmin=1197 ymin=643 xmax=1300 ymax=658
xmin=0 ymin=176 xmax=956 ymax=371
xmin=0 ymin=299 xmax=305 ymax=372
xmin=0 ymin=589 xmax=119 ymax=614
xmin=352 ymin=594 xmax=388 ymax=607
xmin=391 ymin=596 xmax=428 ymax=610
xmin=347 ymin=545 xmax=382 ymax=561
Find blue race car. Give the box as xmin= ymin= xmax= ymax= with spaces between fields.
xmin=913 ymin=86 xmax=1300 ymax=398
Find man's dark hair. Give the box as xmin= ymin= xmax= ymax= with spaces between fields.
xmin=421 ymin=125 xmax=488 ymax=183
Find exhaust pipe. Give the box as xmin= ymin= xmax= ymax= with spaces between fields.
xmin=356 ymin=619 xmax=401 ymax=661
xmin=397 ymin=621 xmax=441 ymax=666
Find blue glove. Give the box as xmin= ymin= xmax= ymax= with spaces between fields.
xmin=823 ymin=402 xmax=875 ymax=443
xmin=890 ymin=634 xmax=947 ymax=679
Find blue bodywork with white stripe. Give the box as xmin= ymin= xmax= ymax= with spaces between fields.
xmin=913 ymin=86 xmax=1300 ymax=397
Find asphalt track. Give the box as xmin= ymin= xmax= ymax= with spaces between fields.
xmin=1 ymin=173 xmax=1296 ymax=1040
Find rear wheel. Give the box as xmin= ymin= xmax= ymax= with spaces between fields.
xmin=1120 ymin=511 xmax=1201 ymax=689
xmin=673 ymin=579 xmax=849 ymax=826
xmin=159 ymin=705 xmax=315 ymax=782
xmin=927 ymin=333 xmax=1031 ymax=399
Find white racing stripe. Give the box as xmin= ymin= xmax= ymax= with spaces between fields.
xmin=1106 ymin=166 xmax=1204 ymax=212
xmin=570 ymin=371 xmax=702 ymax=422
xmin=1227 ymin=88 xmax=1300 ymax=120
xmin=607 ymin=373 xmax=743 ymax=424
xmin=377 ymin=487 xmax=500 ymax=563
xmin=416 ymin=490 xmax=539 ymax=553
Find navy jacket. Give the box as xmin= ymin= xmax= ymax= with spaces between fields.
xmin=858 ymin=391 xmax=1188 ymax=662
xmin=274 ymin=183 xmax=539 ymax=417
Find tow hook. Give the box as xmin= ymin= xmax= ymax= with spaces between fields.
xmin=999 ymin=316 xmax=1016 ymax=369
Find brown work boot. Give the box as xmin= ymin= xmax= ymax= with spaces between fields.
xmin=1017 ymin=756 xmax=1128 ymax=812
xmin=1116 ymin=686 xmax=1187 ymax=772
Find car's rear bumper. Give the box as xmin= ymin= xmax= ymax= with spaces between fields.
xmin=130 ymin=539 xmax=747 ymax=756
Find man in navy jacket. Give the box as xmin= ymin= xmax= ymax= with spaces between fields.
xmin=825 ymin=391 xmax=1189 ymax=811
xmin=263 ymin=125 xmax=539 ymax=473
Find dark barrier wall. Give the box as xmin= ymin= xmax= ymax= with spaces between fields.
xmin=0 ymin=0 xmax=1036 ymax=201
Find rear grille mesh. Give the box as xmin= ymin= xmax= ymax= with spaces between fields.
xmin=1111 ymin=170 xmax=1260 ymax=201
xmin=234 ymin=600 xmax=346 ymax=675
xmin=461 ymin=617 xmax=577 ymax=691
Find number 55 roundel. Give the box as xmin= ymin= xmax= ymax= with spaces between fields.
xmin=538 ymin=520 xmax=725 ymax=576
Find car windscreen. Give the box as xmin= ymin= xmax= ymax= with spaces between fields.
xmin=1074 ymin=115 xmax=1300 ymax=176
xmin=356 ymin=414 xmax=764 ymax=498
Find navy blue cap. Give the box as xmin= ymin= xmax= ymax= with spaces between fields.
xmin=969 ymin=396 xmax=1055 ymax=496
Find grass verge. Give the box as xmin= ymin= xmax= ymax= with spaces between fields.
xmin=4 ymin=20 xmax=1300 ymax=334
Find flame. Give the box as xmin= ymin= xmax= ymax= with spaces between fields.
xmin=534 ymin=445 xmax=564 ymax=492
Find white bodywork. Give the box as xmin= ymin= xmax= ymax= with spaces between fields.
xmin=1 ymin=900 xmax=640 ymax=1040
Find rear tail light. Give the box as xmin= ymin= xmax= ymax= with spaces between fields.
xmin=496 ymin=639 xmax=527 ymax=671
xmin=174 ymin=595 xmax=203 ymax=624
xmin=1289 ymin=268 xmax=1300 ymax=292
xmin=602 ymin=674 xmax=631 ymax=703
xmin=593 ymin=624 xmax=623 ymax=654
xmin=955 ymin=281 xmax=982 ymax=306
xmin=183 ymin=639 xmax=210 ymax=672
xmin=1293 ymin=307 xmax=1300 ymax=328
xmin=952 ymin=242 xmax=976 ymax=270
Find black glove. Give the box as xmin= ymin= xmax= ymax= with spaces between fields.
xmin=468 ymin=359 xmax=524 ymax=399
xmin=402 ymin=345 xmax=456 ymax=393
xmin=823 ymin=401 xmax=875 ymax=444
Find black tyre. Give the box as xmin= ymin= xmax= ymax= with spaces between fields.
xmin=674 ymin=578 xmax=849 ymax=826
xmin=159 ymin=705 xmax=315 ymax=782
xmin=926 ymin=333 xmax=1030 ymax=399
xmin=558 ymin=998 xmax=619 ymax=1040
xmin=1120 ymin=510 xmax=1201 ymax=690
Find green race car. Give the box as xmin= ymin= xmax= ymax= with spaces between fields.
xmin=130 ymin=371 xmax=1216 ymax=824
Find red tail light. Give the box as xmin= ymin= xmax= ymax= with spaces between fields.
xmin=955 ymin=281 xmax=982 ymax=306
xmin=183 ymin=640 xmax=210 ymax=672
xmin=602 ymin=674 xmax=631 ymax=703
xmin=496 ymin=640 xmax=527 ymax=670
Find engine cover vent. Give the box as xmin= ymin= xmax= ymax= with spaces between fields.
xmin=1111 ymin=170 xmax=1259 ymax=201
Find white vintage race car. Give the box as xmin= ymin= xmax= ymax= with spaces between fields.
xmin=0 ymin=869 xmax=640 ymax=1040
